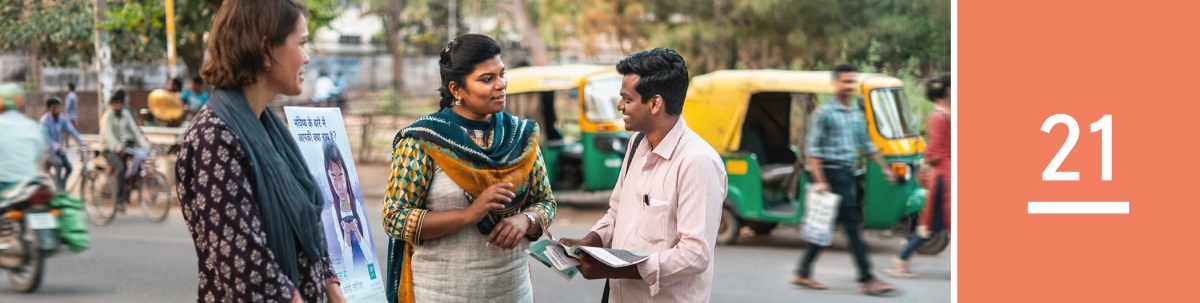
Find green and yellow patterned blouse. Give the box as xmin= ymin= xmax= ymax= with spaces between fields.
xmin=381 ymin=133 xmax=556 ymax=244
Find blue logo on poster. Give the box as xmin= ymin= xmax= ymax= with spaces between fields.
xmin=368 ymin=264 xmax=377 ymax=279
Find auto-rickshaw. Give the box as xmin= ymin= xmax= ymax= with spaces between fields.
xmin=682 ymin=69 xmax=947 ymax=254
xmin=505 ymin=64 xmax=630 ymax=201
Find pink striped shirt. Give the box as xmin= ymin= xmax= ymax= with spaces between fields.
xmin=590 ymin=118 xmax=727 ymax=303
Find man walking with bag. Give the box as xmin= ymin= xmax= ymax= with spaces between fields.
xmin=792 ymin=64 xmax=897 ymax=296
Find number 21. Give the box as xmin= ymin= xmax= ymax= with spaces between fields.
xmin=1041 ymin=114 xmax=1112 ymax=181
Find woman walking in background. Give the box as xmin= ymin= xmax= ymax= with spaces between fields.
xmin=888 ymin=73 xmax=952 ymax=278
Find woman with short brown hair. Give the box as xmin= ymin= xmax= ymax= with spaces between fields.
xmin=176 ymin=0 xmax=345 ymax=302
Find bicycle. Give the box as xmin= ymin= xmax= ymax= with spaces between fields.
xmin=63 ymin=147 xmax=89 ymax=194
xmin=74 ymin=146 xmax=97 ymax=204
xmin=83 ymin=145 xmax=172 ymax=225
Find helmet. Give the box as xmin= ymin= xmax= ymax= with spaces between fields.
xmin=0 ymin=83 xmax=26 ymax=110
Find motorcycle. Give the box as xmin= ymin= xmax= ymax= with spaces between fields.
xmin=0 ymin=175 xmax=62 ymax=292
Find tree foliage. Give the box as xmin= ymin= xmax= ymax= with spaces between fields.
xmin=0 ymin=0 xmax=341 ymax=75
xmin=0 ymin=0 xmax=97 ymax=65
xmin=528 ymin=0 xmax=950 ymax=74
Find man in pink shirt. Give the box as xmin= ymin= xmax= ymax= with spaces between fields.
xmin=560 ymin=48 xmax=727 ymax=303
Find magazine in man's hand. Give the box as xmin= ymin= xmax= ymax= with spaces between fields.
xmin=527 ymin=227 xmax=653 ymax=280
xmin=566 ymin=246 xmax=651 ymax=268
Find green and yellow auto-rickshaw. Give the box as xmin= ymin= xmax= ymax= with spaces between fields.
xmin=505 ymin=64 xmax=629 ymax=201
xmin=682 ymin=69 xmax=947 ymax=254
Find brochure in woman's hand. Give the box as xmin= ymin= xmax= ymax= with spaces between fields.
xmin=526 ymin=239 xmax=580 ymax=280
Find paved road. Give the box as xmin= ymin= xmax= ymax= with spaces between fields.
xmin=0 ymin=164 xmax=950 ymax=302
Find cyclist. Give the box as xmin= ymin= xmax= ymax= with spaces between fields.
xmin=40 ymin=97 xmax=87 ymax=191
xmin=99 ymin=89 xmax=150 ymax=205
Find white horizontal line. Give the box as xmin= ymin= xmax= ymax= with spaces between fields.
xmin=1027 ymin=202 xmax=1129 ymax=214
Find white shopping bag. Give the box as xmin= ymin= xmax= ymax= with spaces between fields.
xmin=800 ymin=185 xmax=842 ymax=246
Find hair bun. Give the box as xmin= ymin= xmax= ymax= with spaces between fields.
xmin=439 ymin=40 xmax=456 ymax=67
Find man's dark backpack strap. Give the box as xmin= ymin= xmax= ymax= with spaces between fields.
xmin=601 ymin=280 xmax=611 ymax=303
xmin=622 ymin=132 xmax=647 ymax=181
xmin=604 ymin=132 xmax=645 ymax=303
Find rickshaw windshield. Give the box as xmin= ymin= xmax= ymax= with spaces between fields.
xmin=583 ymin=77 xmax=623 ymax=123
xmin=868 ymin=88 xmax=921 ymax=139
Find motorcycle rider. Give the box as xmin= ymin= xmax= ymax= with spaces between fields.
xmin=0 ymin=84 xmax=47 ymax=203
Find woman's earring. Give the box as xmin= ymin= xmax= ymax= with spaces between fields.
xmin=453 ymin=98 xmax=463 ymax=106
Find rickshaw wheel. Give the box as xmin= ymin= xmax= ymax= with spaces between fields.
xmin=716 ymin=206 xmax=741 ymax=245
xmin=916 ymin=230 xmax=950 ymax=255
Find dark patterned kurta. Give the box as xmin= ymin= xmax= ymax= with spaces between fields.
xmin=176 ymin=109 xmax=338 ymax=303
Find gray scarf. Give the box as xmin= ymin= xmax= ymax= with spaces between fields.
xmin=207 ymin=89 xmax=326 ymax=286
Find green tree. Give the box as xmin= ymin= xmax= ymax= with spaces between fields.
xmin=0 ymin=0 xmax=340 ymax=78
xmin=533 ymin=0 xmax=645 ymax=57
xmin=108 ymin=0 xmax=339 ymax=77
xmin=0 ymin=0 xmax=97 ymax=66
xmin=365 ymin=0 xmax=409 ymax=92
xmin=528 ymin=0 xmax=949 ymax=74
xmin=507 ymin=0 xmax=548 ymax=65
xmin=365 ymin=0 xmax=485 ymax=92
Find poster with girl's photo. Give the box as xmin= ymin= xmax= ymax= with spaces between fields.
xmin=284 ymin=107 xmax=386 ymax=303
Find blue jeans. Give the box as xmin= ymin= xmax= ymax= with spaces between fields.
xmin=898 ymin=176 xmax=947 ymax=260
xmin=47 ymin=151 xmax=72 ymax=191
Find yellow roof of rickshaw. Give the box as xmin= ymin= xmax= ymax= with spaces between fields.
xmin=505 ymin=64 xmax=618 ymax=94
xmin=683 ymin=69 xmax=904 ymax=154
xmin=687 ymin=69 xmax=900 ymax=95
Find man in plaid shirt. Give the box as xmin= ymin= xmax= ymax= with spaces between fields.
xmin=792 ymin=64 xmax=897 ymax=295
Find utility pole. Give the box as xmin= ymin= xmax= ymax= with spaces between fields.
xmin=167 ymin=0 xmax=177 ymax=78
xmin=94 ymin=0 xmax=115 ymax=122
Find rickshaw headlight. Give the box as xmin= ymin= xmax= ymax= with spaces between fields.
xmin=890 ymin=162 xmax=910 ymax=183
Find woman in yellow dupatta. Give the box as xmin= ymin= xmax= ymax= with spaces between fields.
xmin=382 ymin=34 xmax=556 ymax=303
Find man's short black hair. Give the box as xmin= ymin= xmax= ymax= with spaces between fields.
xmin=191 ymin=76 xmax=204 ymax=85
xmin=67 ymin=82 xmax=76 ymax=91
xmin=832 ymin=63 xmax=859 ymax=79
xmin=615 ymin=47 xmax=689 ymax=116
xmin=109 ymin=89 xmax=126 ymax=104
xmin=46 ymin=97 xmax=62 ymax=107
